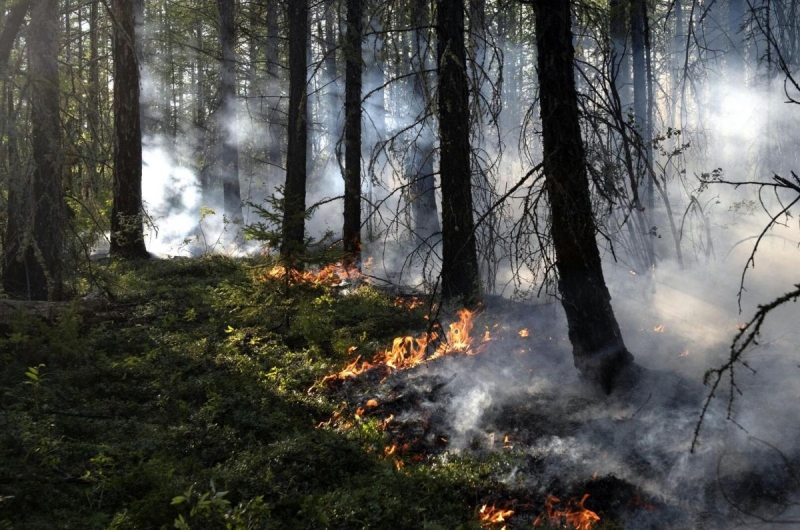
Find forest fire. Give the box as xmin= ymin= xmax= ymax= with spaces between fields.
xmin=262 ymin=262 xmax=364 ymax=287
xmin=478 ymin=503 xmax=514 ymax=528
xmin=534 ymin=494 xmax=600 ymax=530
xmin=320 ymin=308 xmax=486 ymax=384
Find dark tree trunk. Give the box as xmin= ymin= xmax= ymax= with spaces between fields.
xmin=728 ymin=0 xmax=746 ymax=83
xmin=630 ymin=0 xmax=655 ymax=269
xmin=265 ymin=0 xmax=283 ymax=175
xmin=216 ymin=0 xmax=243 ymax=224
xmin=533 ymin=0 xmax=635 ymax=393
xmin=409 ymin=0 xmax=439 ymax=243
xmin=2 ymin=0 xmax=66 ymax=300
xmin=324 ymin=0 xmax=340 ymax=137
xmin=280 ymin=0 xmax=308 ymax=261
xmin=133 ymin=0 xmax=146 ymax=134
xmin=436 ymin=0 xmax=480 ymax=303
xmin=343 ymin=0 xmax=363 ymax=262
xmin=110 ymin=0 xmax=148 ymax=259
xmin=0 ymin=0 xmax=35 ymax=75
xmin=609 ymin=0 xmax=631 ymax=108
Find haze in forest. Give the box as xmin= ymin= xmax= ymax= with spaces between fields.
xmin=1 ymin=0 xmax=800 ymax=527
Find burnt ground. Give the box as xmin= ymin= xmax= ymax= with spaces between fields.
xmin=322 ymin=297 xmax=800 ymax=529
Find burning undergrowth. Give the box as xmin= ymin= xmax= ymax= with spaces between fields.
xmin=313 ymin=297 xmax=800 ymax=528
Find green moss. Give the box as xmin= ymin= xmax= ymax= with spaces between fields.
xmin=0 ymin=257 xmax=496 ymax=529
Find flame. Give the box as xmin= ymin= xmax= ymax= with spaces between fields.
xmin=534 ymin=494 xmax=600 ymax=530
xmin=503 ymin=435 xmax=512 ymax=449
xmin=434 ymin=308 xmax=481 ymax=356
xmin=394 ymin=295 xmax=428 ymax=310
xmin=478 ymin=504 xmax=514 ymax=528
xmin=262 ymin=262 xmax=366 ymax=287
xmin=321 ymin=308 xmax=485 ymax=383
xmin=518 ymin=328 xmax=529 ymax=338
xmin=653 ymin=324 xmax=665 ymax=333
xmin=679 ymin=349 xmax=690 ymax=357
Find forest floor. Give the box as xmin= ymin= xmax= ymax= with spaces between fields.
xmin=4 ymin=256 xmax=794 ymax=529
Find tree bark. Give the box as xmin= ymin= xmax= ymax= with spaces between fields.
xmin=609 ymin=0 xmax=631 ymax=108
xmin=533 ymin=0 xmax=635 ymax=393
xmin=216 ymin=0 xmax=243 ymax=225
xmin=436 ymin=0 xmax=480 ymax=304
xmin=265 ymin=0 xmax=283 ymax=175
xmin=110 ymin=0 xmax=148 ymax=259
xmin=2 ymin=0 xmax=66 ymax=300
xmin=343 ymin=0 xmax=363 ymax=262
xmin=280 ymin=0 xmax=309 ymax=261
xmin=409 ymin=0 xmax=439 ymax=243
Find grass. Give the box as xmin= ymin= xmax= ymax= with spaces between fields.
xmin=0 ymin=256 xmax=530 ymax=529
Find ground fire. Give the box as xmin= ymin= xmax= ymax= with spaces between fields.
xmin=262 ymin=261 xmax=365 ymax=287
xmin=320 ymin=307 xmax=487 ymax=384
xmin=533 ymin=494 xmax=600 ymax=530
xmin=478 ymin=503 xmax=514 ymax=528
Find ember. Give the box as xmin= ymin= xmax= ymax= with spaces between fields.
xmin=478 ymin=503 xmax=514 ymax=528
xmin=534 ymin=494 xmax=600 ymax=530
xmin=519 ymin=328 xmax=530 ymax=337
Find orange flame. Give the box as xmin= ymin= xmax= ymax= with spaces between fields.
xmin=534 ymin=494 xmax=600 ymax=530
xmin=321 ymin=308 xmax=485 ymax=383
xmin=653 ymin=324 xmax=665 ymax=333
xmin=478 ymin=504 xmax=514 ymax=528
xmin=263 ymin=262 xmax=365 ymax=287
xmin=519 ymin=328 xmax=530 ymax=338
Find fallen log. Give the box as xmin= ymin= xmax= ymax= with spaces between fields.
xmin=0 ymin=293 xmax=116 ymax=325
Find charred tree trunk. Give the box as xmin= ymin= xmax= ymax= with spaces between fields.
xmin=2 ymin=0 xmax=66 ymax=300
xmin=343 ymin=0 xmax=363 ymax=262
xmin=110 ymin=0 xmax=148 ymax=259
xmin=533 ymin=0 xmax=635 ymax=393
xmin=280 ymin=0 xmax=308 ymax=261
xmin=436 ymin=0 xmax=480 ymax=304
xmin=216 ymin=0 xmax=243 ymax=225
xmin=409 ymin=0 xmax=439 ymax=243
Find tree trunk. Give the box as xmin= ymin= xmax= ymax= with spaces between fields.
xmin=728 ymin=0 xmax=746 ymax=84
xmin=609 ymin=0 xmax=631 ymax=108
xmin=436 ymin=0 xmax=480 ymax=304
xmin=533 ymin=0 xmax=635 ymax=393
xmin=2 ymin=0 xmax=66 ymax=300
xmin=280 ymin=0 xmax=308 ymax=261
xmin=409 ymin=0 xmax=439 ymax=243
xmin=630 ymin=0 xmax=655 ymax=269
xmin=265 ymin=0 xmax=283 ymax=176
xmin=110 ymin=0 xmax=148 ymax=259
xmin=216 ymin=0 xmax=243 ymax=225
xmin=343 ymin=0 xmax=363 ymax=262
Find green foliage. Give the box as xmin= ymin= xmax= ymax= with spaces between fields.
xmin=0 ymin=257 xmax=488 ymax=529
